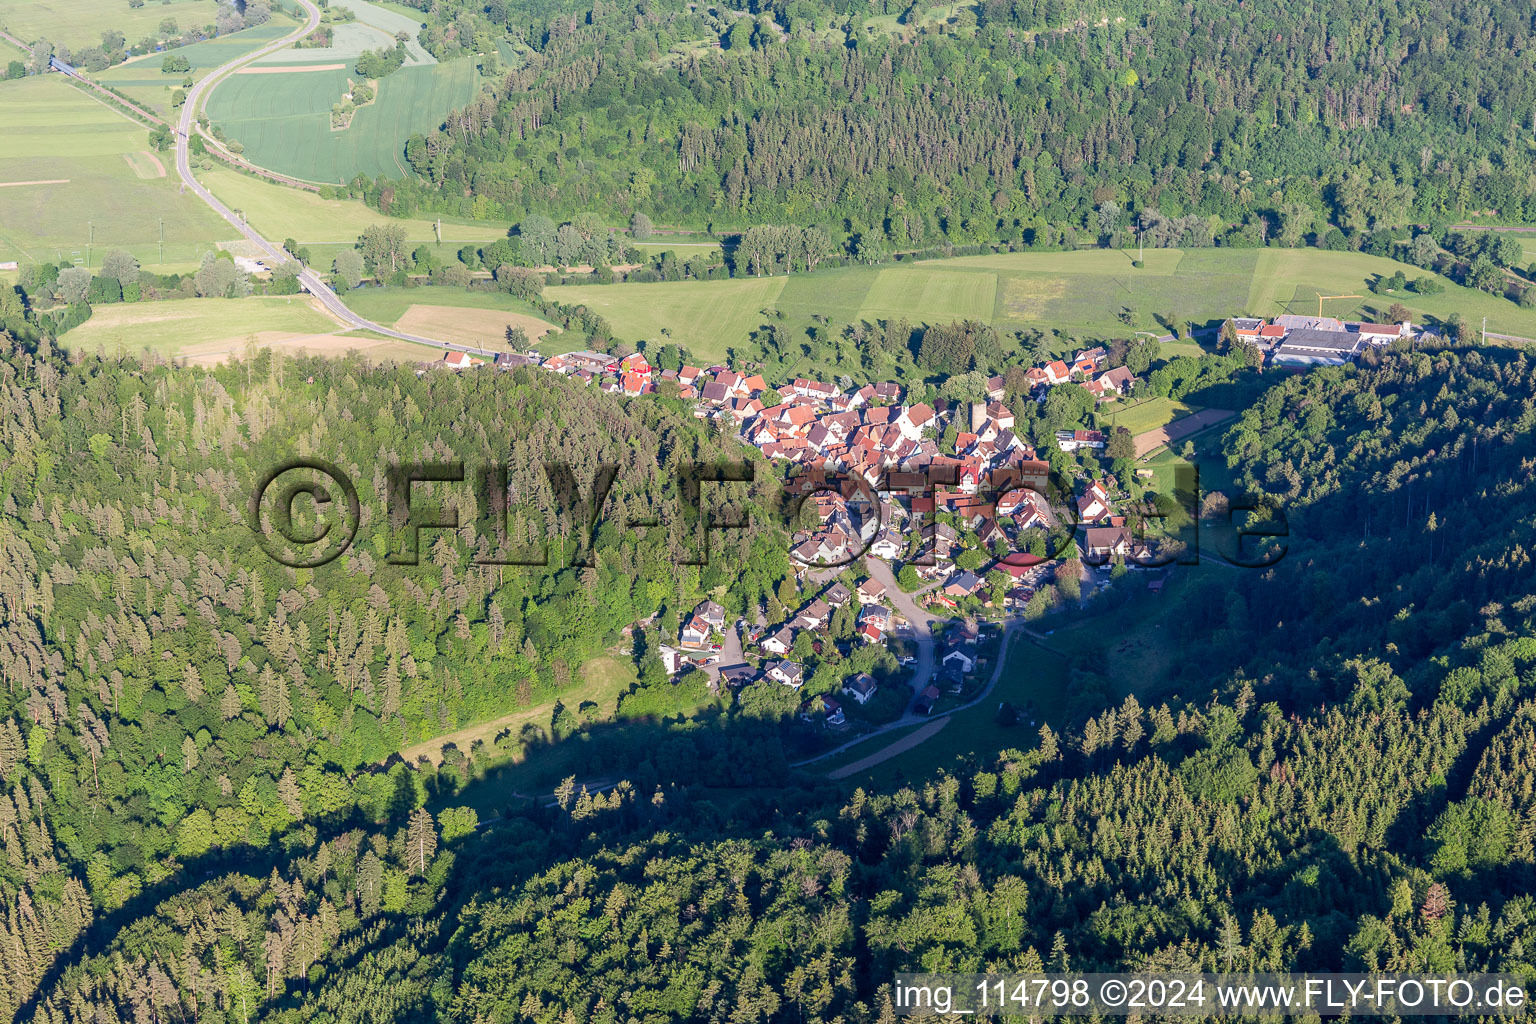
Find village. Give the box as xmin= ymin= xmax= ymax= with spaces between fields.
xmin=433 ymin=308 xmax=1413 ymax=740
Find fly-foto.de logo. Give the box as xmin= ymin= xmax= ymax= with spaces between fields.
xmin=248 ymin=458 xmax=1287 ymax=571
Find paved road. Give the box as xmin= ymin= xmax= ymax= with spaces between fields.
xmin=172 ymin=1 xmax=496 ymax=359
xmin=789 ymin=559 xmax=944 ymax=768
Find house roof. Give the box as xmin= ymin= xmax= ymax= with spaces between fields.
xmin=1084 ymin=526 xmax=1131 ymax=549
xmin=845 ymin=673 xmax=877 ymax=695
xmin=1279 ymin=328 xmax=1364 ymax=353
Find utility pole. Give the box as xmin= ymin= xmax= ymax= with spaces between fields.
xmin=86 ymin=221 xmax=92 ymax=267
xmin=1482 ymin=315 xmax=1487 ymax=345
xmin=159 ymin=218 xmax=164 ymax=263
xmin=435 ymin=218 xmax=441 ymax=245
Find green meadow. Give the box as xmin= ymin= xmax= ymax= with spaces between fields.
xmin=0 ymin=0 xmax=220 ymax=53
xmin=198 ymin=166 xmax=511 ymax=247
xmin=205 ymin=59 xmax=478 ymax=183
xmin=0 ymin=75 xmax=232 ymax=269
xmin=1102 ymin=396 xmax=1200 ymax=436
xmin=547 ymin=245 xmax=1536 ymax=362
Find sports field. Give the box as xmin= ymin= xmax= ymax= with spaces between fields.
xmin=198 ymin=166 xmax=511 ymax=248
xmin=58 ymin=295 xmax=437 ymax=363
xmin=0 ymin=0 xmax=211 ymax=53
xmin=0 ymin=76 xmax=232 ymax=269
xmin=206 ymin=60 xmax=477 ymax=182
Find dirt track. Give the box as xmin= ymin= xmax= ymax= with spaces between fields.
xmin=236 ymin=63 xmax=346 ymax=74
xmin=827 ymin=718 xmax=950 ymax=779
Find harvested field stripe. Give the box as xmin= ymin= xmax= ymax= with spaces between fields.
xmin=0 ymin=179 xmax=70 ymax=187
xmin=1134 ymin=408 xmax=1236 ymax=459
xmin=235 ymin=63 xmax=347 ymax=74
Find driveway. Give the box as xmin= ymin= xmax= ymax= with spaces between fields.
xmin=703 ymin=619 xmax=747 ymax=687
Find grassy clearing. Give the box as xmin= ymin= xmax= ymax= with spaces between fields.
xmin=207 ymin=59 xmax=477 ymax=182
xmin=1142 ymin=417 xmax=1241 ymax=497
xmin=0 ymin=75 xmax=233 ymax=266
xmin=545 ymin=276 xmax=789 ymax=361
xmin=436 ymin=658 xmax=726 ymax=816
xmin=629 ymin=238 xmax=724 ymax=257
xmin=399 ymin=656 xmax=636 ymax=767
xmin=198 ymin=166 xmax=511 ymax=246
xmin=1103 ymin=397 xmax=1198 ymax=436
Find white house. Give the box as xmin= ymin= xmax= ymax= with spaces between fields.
xmin=761 ymin=626 xmax=794 ymax=656
xmin=680 ymin=615 xmax=710 ymax=647
xmin=767 ymin=660 xmax=805 ymax=690
xmin=843 ymin=673 xmax=879 ymax=704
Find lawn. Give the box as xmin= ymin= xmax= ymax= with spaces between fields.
xmin=1102 ymin=396 xmax=1197 ymax=436
xmin=197 ymin=166 xmax=512 ymax=246
xmin=206 ymin=59 xmax=478 ymax=182
xmin=1 ymin=0 xmax=217 ymax=53
xmin=0 ymin=75 xmax=233 ymax=269
xmin=545 ymin=276 xmax=790 ymax=361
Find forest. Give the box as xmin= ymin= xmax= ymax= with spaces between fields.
xmin=3 ymin=308 xmax=1536 ymax=1020
xmin=342 ymin=0 xmax=1536 ymax=255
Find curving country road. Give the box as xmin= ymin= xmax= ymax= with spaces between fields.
xmin=173 ymin=0 xmax=497 ymax=359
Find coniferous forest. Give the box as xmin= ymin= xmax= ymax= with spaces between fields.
xmin=8 ymin=0 xmax=1536 ymax=1016
xmin=3 ymin=327 xmax=1536 ymax=1020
